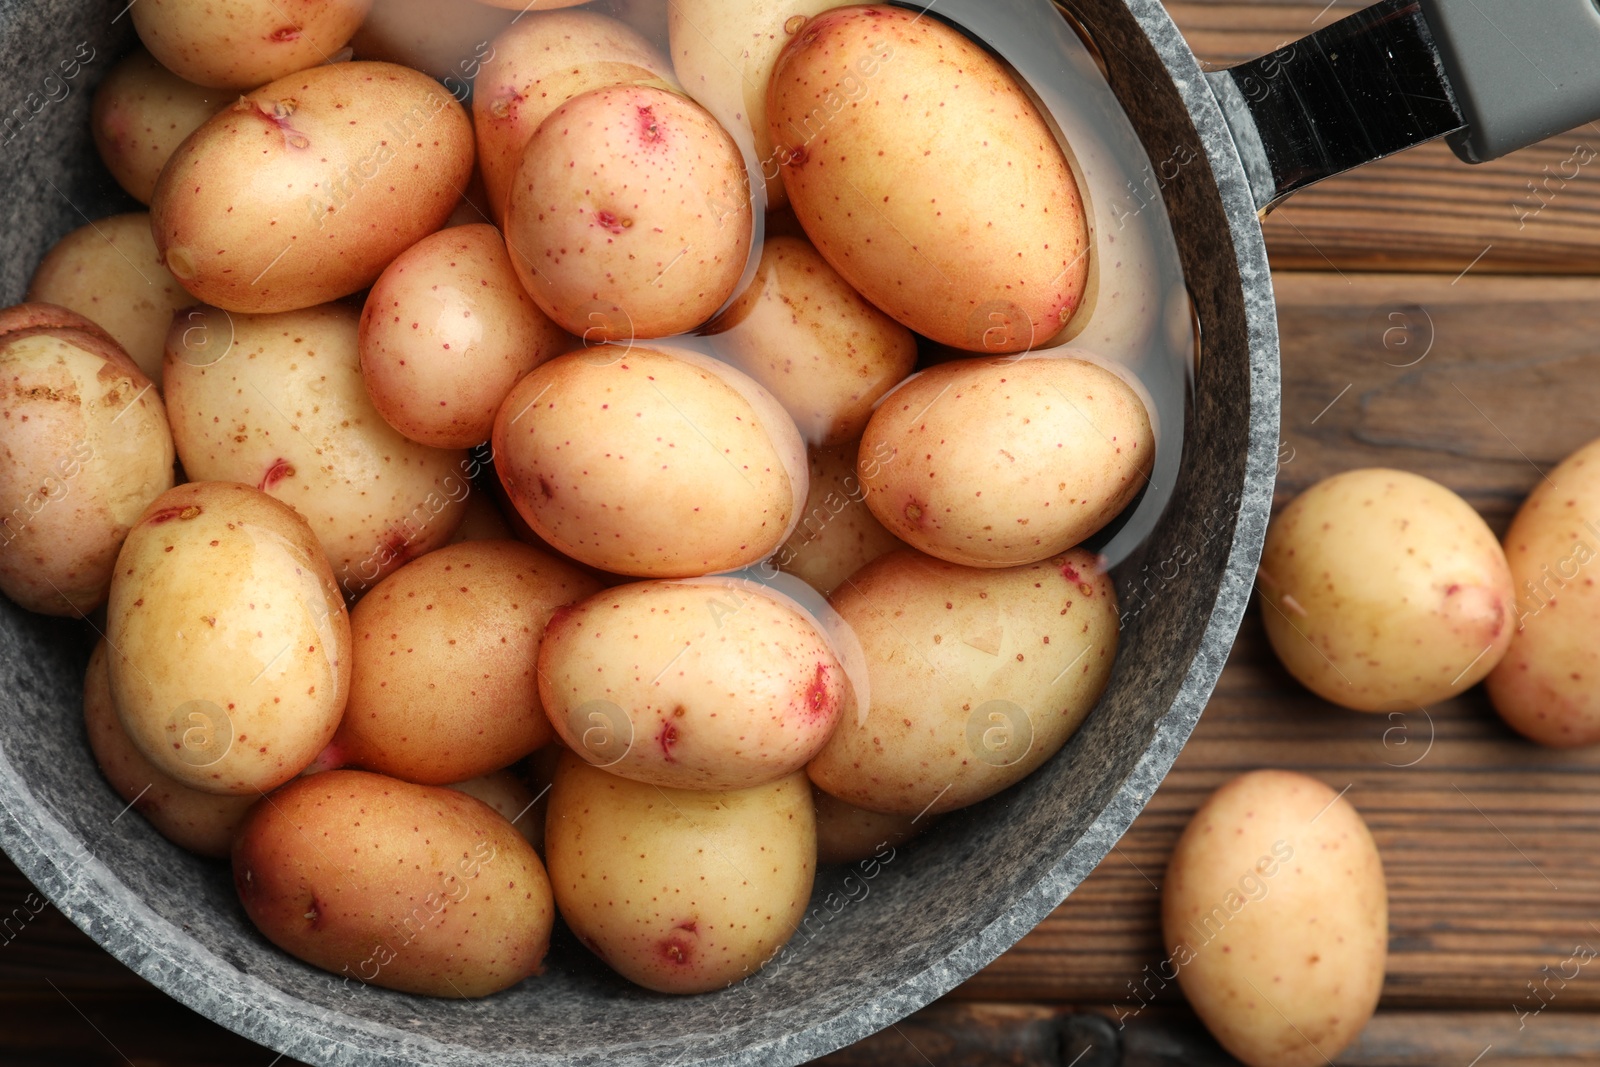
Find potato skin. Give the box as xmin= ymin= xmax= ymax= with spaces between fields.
xmin=83 ymin=640 xmax=257 ymax=857
xmin=0 ymin=305 xmax=175 ymax=616
xmin=1486 ymin=438 xmax=1600 ymax=745
xmin=131 ymin=0 xmax=372 ymax=90
xmin=808 ymin=547 xmax=1117 ymax=816
xmin=1261 ymin=469 xmax=1514 ymax=713
xmin=1163 ymin=771 xmax=1386 ymax=1067
xmin=859 ymin=357 xmax=1153 ymax=567
xmin=768 ymin=5 xmax=1090 ymax=352
xmin=151 ymin=62 xmax=472 ymax=314
xmin=813 ymin=787 xmax=921 ymax=866
xmin=349 ymin=0 xmax=515 ymax=83
xmin=546 ymin=752 xmax=815 ymax=993
xmin=777 ymin=442 xmax=903 ymax=596
xmin=505 ymin=85 xmax=753 ymax=341
xmin=449 ymin=768 xmax=545 ymax=850
xmin=90 ymin=49 xmax=227 ymax=204
xmin=333 ymin=540 xmax=601 ymax=784
xmin=233 ymin=769 xmax=553 ymax=997
xmin=106 ymin=482 xmax=352 ymax=794
xmin=492 ymin=346 xmax=805 ymax=577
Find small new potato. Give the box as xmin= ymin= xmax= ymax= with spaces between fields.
xmin=546 ymin=752 xmax=815 ymax=994
xmin=814 ymin=787 xmax=923 ymax=866
xmin=778 ymin=442 xmax=904 ymax=596
xmin=233 ymin=769 xmax=554 ymax=997
xmin=1163 ymin=770 xmax=1387 ymax=1067
xmin=151 ymin=62 xmax=473 ymax=314
xmin=1487 ymin=437 xmax=1600 ymax=745
xmin=808 ymin=547 xmax=1117 ymax=816
xmin=505 ymin=85 xmax=753 ymax=340
xmin=859 ymin=356 xmax=1154 ymax=567
xmin=83 ymin=640 xmax=257 ymax=857
xmin=131 ymin=0 xmax=372 ymax=90
xmin=90 ymin=49 xmax=227 ymax=204
xmin=492 ymin=346 xmax=805 ymax=577
xmin=0 ymin=304 xmax=174 ymax=616
xmin=349 ymin=0 xmax=514 ymax=83
xmin=1260 ymin=469 xmax=1514 ymax=712
xmin=27 ymin=213 xmax=192 ymax=382
xmin=106 ymin=482 xmax=352 ymax=794
xmin=449 ymin=767 xmax=546 ymax=850
xmin=709 ymin=236 xmax=916 ymax=446
xmin=359 ymin=225 xmax=573 ymax=449
xmin=333 ymin=540 xmax=601 ymax=784
xmin=538 ymin=578 xmax=846 ymax=790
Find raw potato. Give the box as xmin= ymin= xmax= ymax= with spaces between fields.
xmin=778 ymin=442 xmax=903 ymax=597
xmin=813 ymin=787 xmax=922 ymax=866
xmin=449 ymin=768 xmax=545 ymax=850
xmin=492 ymin=345 xmax=806 ymax=577
xmin=162 ymin=302 xmax=470 ymax=598
xmin=359 ymin=224 xmax=573 ymax=449
xmin=1487 ymin=437 xmax=1600 ymax=745
xmin=1163 ymin=770 xmax=1387 ymax=1067
xmin=709 ymin=235 xmax=916 ymax=446
xmin=505 ymin=85 xmax=753 ymax=340
xmin=0 ymin=304 xmax=174 ymax=616
xmin=477 ymin=0 xmax=586 ymax=8
xmin=808 ymin=547 xmax=1117 ymax=816
xmin=106 ymin=482 xmax=352 ymax=795
xmin=131 ymin=0 xmax=373 ymax=90
xmin=27 ymin=213 xmax=192 ymax=383
xmin=332 ymin=539 xmax=601 ymax=784
xmin=233 ymin=769 xmax=554 ymax=997
xmin=90 ymin=49 xmax=227 ymax=204
xmin=473 ymin=10 xmax=678 ymax=222
xmin=768 ymin=5 xmax=1090 ymax=352
xmin=596 ymin=0 xmax=670 ymax=48
xmin=859 ymin=357 xmax=1154 ymax=567
xmin=83 ymin=640 xmax=256 ymax=858
xmin=668 ymin=0 xmax=835 ymax=209
xmin=349 ymin=0 xmax=514 ymax=83
xmin=538 ymin=578 xmax=846 ymax=790
xmin=1260 ymin=469 xmax=1514 ymax=713
xmin=151 ymin=62 xmax=473 ymax=314
xmin=546 ymin=752 xmax=815 ymax=994
xmin=449 ymin=491 xmax=514 ymax=544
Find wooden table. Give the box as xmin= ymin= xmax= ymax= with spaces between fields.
xmin=8 ymin=1 xmax=1600 ymax=1063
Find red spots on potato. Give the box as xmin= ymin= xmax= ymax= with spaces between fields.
xmin=659 ymin=935 xmax=693 ymax=966
xmin=803 ymin=663 xmax=833 ymax=721
xmin=657 ymin=720 xmax=679 ymax=762
xmin=270 ymin=25 xmax=302 ymax=43
xmin=637 ymin=106 xmax=665 ymax=144
xmin=258 ymin=457 xmax=296 ymax=491
xmin=538 ymin=476 xmax=555 ymax=500
xmin=1060 ymin=560 xmax=1081 ymax=582
xmin=146 ymin=505 xmax=202 ymax=525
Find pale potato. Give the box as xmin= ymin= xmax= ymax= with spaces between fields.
xmin=332 ymin=540 xmax=601 ymax=784
xmin=596 ymin=0 xmax=669 ymax=48
xmin=131 ymin=0 xmax=373 ymax=90
xmin=162 ymin=302 xmax=470 ymax=598
xmin=106 ymin=482 xmax=352 ymax=794
xmin=492 ymin=345 xmax=805 ymax=577
xmin=1164 ymin=770 xmax=1387 ymax=1067
xmin=359 ymin=225 xmax=573 ymax=449
xmin=27 ymin=213 xmax=192 ymax=382
xmin=777 ymin=442 xmax=904 ymax=596
xmin=234 ymin=769 xmax=553 ymax=997
xmin=768 ymin=5 xmax=1090 ymax=352
xmin=546 ymin=752 xmax=814 ymax=994
xmin=0 ymin=304 xmax=174 ymax=616
xmin=1261 ymin=469 xmax=1514 ymax=713
xmin=349 ymin=0 xmax=514 ymax=84
xmin=505 ymin=85 xmax=753 ymax=340
xmin=808 ymin=547 xmax=1117 ymax=816
xmin=859 ymin=356 xmax=1153 ymax=567
xmin=90 ymin=49 xmax=227 ymax=204
xmin=449 ymin=767 xmax=545 ymax=849
xmin=83 ymin=640 xmax=257 ymax=857
xmin=150 ymin=62 xmax=473 ymax=314
xmin=1487 ymin=437 xmax=1600 ymax=745
xmin=708 ymin=235 xmax=916 ymax=446
xmin=813 ymin=787 xmax=923 ymax=866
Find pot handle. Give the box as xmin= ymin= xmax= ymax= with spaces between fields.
xmin=1205 ymin=0 xmax=1600 ymax=211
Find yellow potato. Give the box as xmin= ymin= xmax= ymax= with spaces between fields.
xmin=859 ymin=356 xmax=1153 ymax=567
xmin=83 ymin=640 xmax=257 ymax=858
xmin=233 ymin=769 xmax=553 ymax=997
xmin=1260 ymin=469 xmax=1514 ymax=712
xmin=709 ymin=236 xmax=916 ymax=446
xmin=1487 ymin=437 xmax=1600 ymax=745
xmin=776 ymin=442 xmax=904 ymax=597
xmin=768 ymin=5 xmax=1090 ymax=352
xmin=448 ymin=767 xmax=546 ymax=850
xmin=90 ymin=49 xmax=227 ymax=204
xmin=1163 ymin=770 xmax=1387 ymax=1067
xmin=0 ymin=304 xmax=174 ymax=617
xmin=27 ymin=213 xmax=191 ymax=383
xmin=151 ymin=62 xmax=473 ymax=314
xmin=808 ymin=547 xmax=1117 ymax=816
xmin=131 ymin=0 xmax=372 ymax=90
xmin=162 ymin=302 xmax=470 ymax=597
xmin=106 ymin=482 xmax=352 ymax=795
xmin=813 ymin=787 xmax=923 ymax=866
xmin=349 ymin=0 xmax=514 ymax=84
xmin=546 ymin=752 xmax=814 ymax=993
xmin=492 ymin=345 xmax=805 ymax=577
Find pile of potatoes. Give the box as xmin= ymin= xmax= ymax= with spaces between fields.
xmin=0 ymin=0 xmax=1161 ymax=1000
